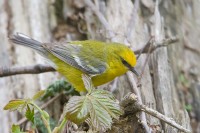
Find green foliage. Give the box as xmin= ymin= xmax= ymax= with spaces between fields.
xmin=3 ymin=80 xmax=76 ymax=132
xmin=4 ymin=99 xmax=28 ymax=111
xmin=32 ymin=90 xmax=46 ymax=101
xmin=4 ymin=89 xmax=46 ymax=112
xmin=11 ymin=125 xmax=25 ymax=133
xmin=4 ymin=90 xmax=53 ymax=133
xmin=41 ymin=79 xmax=78 ymax=100
xmin=5 ymin=77 xmax=123 ymax=132
xmin=185 ymin=104 xmax=193 ymax=112
xmin=25 ymin=105 xmax=35 ymax=124
xmin=64 ymin=74 xmax=122 ymax=132
xmin=65 ymin=89 xmax=122 ymax=131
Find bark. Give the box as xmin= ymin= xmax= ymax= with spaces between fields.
xmin=0 ymin=1 xmax=16 ymax=132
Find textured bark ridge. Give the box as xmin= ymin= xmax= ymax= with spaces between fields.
xmin=0 ymin=0 xmax=199 ymax=132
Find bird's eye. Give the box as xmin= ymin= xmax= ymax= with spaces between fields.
xmin=121 ymin=58 xmax=131 ymax=68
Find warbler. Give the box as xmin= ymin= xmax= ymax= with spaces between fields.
xmin=10 ymin=33 xmax=138 ymax=92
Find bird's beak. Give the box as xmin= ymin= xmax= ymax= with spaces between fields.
xmin=130 ymin=67 xmax=139 ymax=77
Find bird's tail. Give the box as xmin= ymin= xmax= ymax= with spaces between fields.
xmin=9 ymin=33 xmax=47 ymax=55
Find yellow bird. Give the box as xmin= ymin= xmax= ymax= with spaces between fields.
xmin=10 ymin=33 xmax=138 ymax=92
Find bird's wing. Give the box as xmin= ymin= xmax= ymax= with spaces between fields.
xmin=43 ymin=42 xmax=107 ymax=75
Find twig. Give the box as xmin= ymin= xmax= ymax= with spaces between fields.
xmin=134 ymin=39 xmax=154 ymax=131
xmin=134 ymin=36 xmax=179 ymax=54
xmin=16 ymin=93 xmax=62 ymax=125
xmin=0 ymin=64 xmax=55 ymax=77
xmin=137 ymin=38 xmax=154 ymax=83
xmin=136 ymin=36 xmax=154 ymax=60
xmin=126 ymin=72 xmax=151 ymax=133
xmin=184 ymin=44 xmax=200 ymax=55
xmin=121 ymin=93 xmax=191 ymax=133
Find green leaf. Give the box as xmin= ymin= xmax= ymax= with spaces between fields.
xmin=91 ymin=90 xmax=122 ymax=119
xmin=89 ymin=97 xmax=112 ymax=131
xmin=32 ymin=90 xmax=45 ymax=101
xmin=64 ymin=89 xmax=122 ymax=131
xmin=25 ymin=105 xmax=35 ymax=124
xmin=4 ymin=99 xmax=25 ymax=111
xmin=11 ymin=125 xmax=24 ymax=133
xmin=88 ymin=89 xmax=122 ymax=131
xmin=64 ymin=96 xmax=90 ymax=124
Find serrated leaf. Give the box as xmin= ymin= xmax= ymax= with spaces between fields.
xmin=4 ymin=99 xmax=25 ymax=111
xmin=89 ymin=97 xmax=112 ymax=131
xmin=64 ymin=96 xmax=90 ymax=124
xmin=91 ymin=90 xmax=122 ymax=119
xmin=11 ymin=125 xmax=24 ymax=133
xmin=25 ymin=105 xmax=34 ymax=124
xmin=32 ymin=90 xmax=45 ymax=101
xmin=91 ymin=89 xmax=115 ymax=100
xmin=86 ymin=89 xmax=122 ymax=131
xmin=64 ymin=89 xmax=122 ymax=131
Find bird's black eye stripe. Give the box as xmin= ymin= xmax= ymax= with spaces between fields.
xmin=121 ymin=57 xmax=132 ymax=68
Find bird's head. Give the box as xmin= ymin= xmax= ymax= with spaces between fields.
xmin=116 ymin=45 xmax=138 ymax=76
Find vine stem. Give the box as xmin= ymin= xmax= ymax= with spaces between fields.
xmin=30 ymin=102 xmax=52 ymax=133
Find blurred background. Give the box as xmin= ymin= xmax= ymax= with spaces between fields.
xmin=0 ymin=0 xmax=199 ymax=132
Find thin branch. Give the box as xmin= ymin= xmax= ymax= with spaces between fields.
xmin=0 ymin=64 xmax=55 ymax=77
xmin=137 ymin=38 xmax=154 ymax=83
xmin=121 ymin=93 xmax=191 ymax=133
xmin=134 ymin=36 xmax=179 ymax=54
xmin=126 ymin=72 xmax=151 ymax=133
xmin=136 ymin=36 xmax=154 ymax=60
xmin=184 ymin=44 xmax=200 ymax=55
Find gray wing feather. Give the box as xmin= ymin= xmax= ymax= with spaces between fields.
xmin=44 ymin=43 xmax=107 ymax=75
